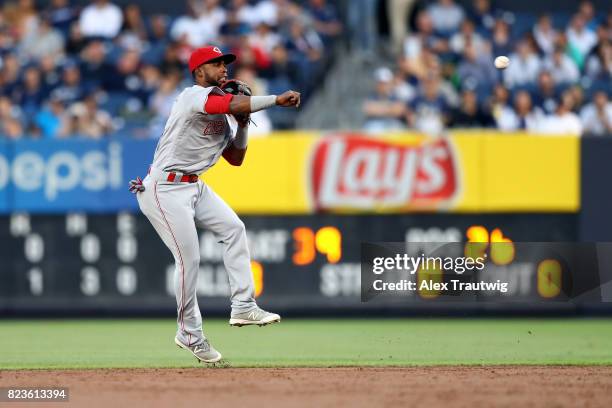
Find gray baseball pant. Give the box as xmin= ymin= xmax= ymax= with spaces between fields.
xmin=137 ymin=173 xmax=256 ymax=346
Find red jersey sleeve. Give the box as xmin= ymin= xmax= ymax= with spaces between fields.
xmin=204 ymin=93 xmax=233 ymax=114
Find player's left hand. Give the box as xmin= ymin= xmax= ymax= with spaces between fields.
xmin=128 ymin=177 xmax=145 ymax=194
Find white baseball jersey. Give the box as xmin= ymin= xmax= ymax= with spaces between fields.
xmin=151 ymin=85 xmax=235 ymax=174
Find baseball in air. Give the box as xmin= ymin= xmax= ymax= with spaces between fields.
xmin=494 ymin=56 xmax=510 ymax=69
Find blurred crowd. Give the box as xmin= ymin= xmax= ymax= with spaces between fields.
xmin=364 ymin=0 xmax=612 ymax=135
xmin=0 ymin=0 xmax=342 ymax=139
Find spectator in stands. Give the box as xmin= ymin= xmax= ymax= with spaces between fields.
xmin=12 ymin=65 xmax=46 ymax=117
xmin=567 ymin=84 xmax=585 ymax=111
xmin=0 ymin=96 xmax=24 ymax=139
xmin=231 ymin=31 xmax=271 ymax=73
xmin=566 ymin=14 xmax=598 ymax=61
xmin=578 ymin=0 xmax=599 ymax=31
xmin=532 ymin=71 xmax=558 ymax=114
xmin=497 ymin=90 xmax=542 ymax=131
xmin=543 ymin=45 xmax=580 ymax=85
xmin=104 ymin=50 xmax=141 ymax=93
xmin=0 ymin=117 xmax=24 ymax=138
xmin=148 ymin=69 xmax=181 ymax=138
xmin=220 ymin=6 xmax=251 ymax=48
xmin=406 ymin=74 xmax=450 ymax=135
xmin=284 ymin=17 xmax=323 ymax=92
xmin=195 ymin=0 xmax=227 ymax=46
xmin=554 ymin=32 xmax=583 ymax=71
xmin=136 ymin=64 xmax=162 ymax=106
xmin=427 ymin=0 xmax=465 ymax=36
xmin=595 ymin=24 xmax=609 ymax=45
xmin=402 ymin=11 xmax=449 ymax=63
xmin=491 ymin=19 xmax=512 ymax=57
xmin=285 ymin=16 xmax=324 ymax=61
xmin=468 ymin=0 xmax=497 ymax=33
xmin=50 ymin=61 xmax=86 ymax=105
xmin=605 ymin=11 xmax=612 ymax=40
xmin=80 ymin=40 xmax=108 ymax=89
xmin=537 ymin=90 xmax=583 ymax=135
xmin=117 ymin=4 xmax=148 ymax=52
xmin=533 ymin=14 xmax=558 ymax=56
xmin=231 ymin=0 xmax=258 ymax=28
xmin=0 ymin=53 xmax=21 ymax=97
xmin=252 ymin=0 xmax=286 ymax=27
xmin=148 ymin=14 xmax=169 ymax=45
xmin=19 ymin=19 xmax=64 ymax=62
xmin=261 ymin=44 xmax=298 ymax=88
xmin=580 ymin=91 xmax=612 ymax=136
xmin=307 ymin=0 xmax=342 ymax=45
xmin=503 ymin=40 xmax=541 ymax=88
xmin=170 ymin=2 xmax=205 ymax=48
xmin=449 ymin=89 xmax=494 ymax=128
xmin=362 ymin=67 xmax=406 ymax=132
xmin=44 ymin=0 xmax=78 ymax=39
xmin=456 ymin=44 xmax=497 ymax=90
xmin=141 ymin=14 xmax=170 ymax=67
xmin=159 ymin=42 xmax=184 ymax=74
xmin=401 ymin=46 xmax=436 ymax=82
xmin=66 ymin=93 xmax=113 ymax=138
xmin=249 ymin=22 xmax=282 ymax=56
xmin=6 ymin=0 xmax=39 ymax=43
xmin=34 ymin=96 xmax=69 ymax=138
xmin=450 ymin=19 xmax=487 ymax=56
xmin=39 ymin=55 xmax=62 ymax=92
xmin=585 ymin=40 xmax=612 ymax=80
xmin=486 ymin=83 xmax=510 ymax=120
xmin=79 ymin=0 xmax=123 ymax=39
xmin=0 ymin=21 xmax=17 ymax=55
xmin=390 ymin=70 xmax=416 ymax=104
xmin=65 ymin=21 xmax=86 ymax=54
xmin=276 ymin=1 xmax=306 ymax=34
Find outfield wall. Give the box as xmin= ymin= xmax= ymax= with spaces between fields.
xmin=0 ymin=132 xmax=580 ymax=214
xmin=1 ymin=131 xmax=611 ymax=316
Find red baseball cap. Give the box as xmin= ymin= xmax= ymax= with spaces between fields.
xmin=188 ymin=46 xmax=236 ymax=72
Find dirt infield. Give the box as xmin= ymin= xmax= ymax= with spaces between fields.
xmin=1 ymin=366 xmax=611 ymax=407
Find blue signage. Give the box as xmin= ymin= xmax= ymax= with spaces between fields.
xmin=0 ymin=140 xmax=9 ymax=213
xmin=0 ymin=139 xmax=156 ymax=213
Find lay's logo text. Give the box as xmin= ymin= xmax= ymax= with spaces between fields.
xmin=309 ymin=135 xmax=459 ymax=211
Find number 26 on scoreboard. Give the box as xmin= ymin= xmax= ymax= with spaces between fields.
xmin=292 ymin=226 xmax=342 ymax=266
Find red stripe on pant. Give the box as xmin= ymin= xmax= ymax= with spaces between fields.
xmin=153 ymin=181 xmax=190 ymax=345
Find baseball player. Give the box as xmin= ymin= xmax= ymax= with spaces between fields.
xmin=129 ymin=45 xmax=301 ymax=363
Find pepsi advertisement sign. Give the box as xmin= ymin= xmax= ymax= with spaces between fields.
xmin=0 ymin=139 xmax=156 ymax=213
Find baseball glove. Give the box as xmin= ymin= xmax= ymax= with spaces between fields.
xmin=221 ymin=79 xmax=252 ymax=97
xmin=221 ymin=79 xmax=255 ymax=127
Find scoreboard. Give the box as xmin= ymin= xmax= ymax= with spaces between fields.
xmin=0 ymin=212 xmax=581 ymax=315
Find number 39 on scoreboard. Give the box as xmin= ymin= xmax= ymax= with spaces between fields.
xmin=292 ymin=226 xmax=342 ymax=266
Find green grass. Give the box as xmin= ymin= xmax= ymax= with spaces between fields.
xmin=1 ymin=319 xmax=612 ymax=369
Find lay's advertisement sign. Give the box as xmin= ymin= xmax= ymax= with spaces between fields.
xmin=309 ymin=135 xmax=459 ymax=211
